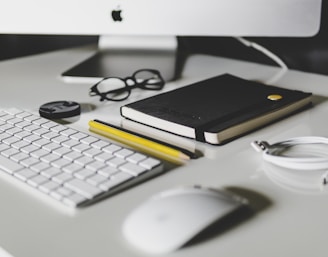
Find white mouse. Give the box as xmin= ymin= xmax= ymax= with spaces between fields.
xmin=122 ymin=185 xmax=248 ymax=254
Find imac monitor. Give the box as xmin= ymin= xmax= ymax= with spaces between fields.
xmin=0 ymin=0 xmax=322 ymax=81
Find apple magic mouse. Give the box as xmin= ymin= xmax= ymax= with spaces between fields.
xmin=122 ymin=185 xmax=248 ymax=254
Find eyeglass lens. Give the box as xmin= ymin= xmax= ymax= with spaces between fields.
xmin=96 ymin=77 xmax=130 ymax=101
xmin=134 ymin=70 xmax=163 ymax=89
xmin=90 ymin=69 xmax=164 ymax=101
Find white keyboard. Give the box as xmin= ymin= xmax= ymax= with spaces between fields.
xmin=0 ymin=108 xmax=163 ymax=208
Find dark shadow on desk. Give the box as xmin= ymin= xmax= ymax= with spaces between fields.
xmin=183 ymin=187 xmax=272 ymax=249
xmin=61 ymin=48 xmax=188 ymax=82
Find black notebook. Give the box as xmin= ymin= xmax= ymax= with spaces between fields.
xmin=120 ymin=74 xmax=312 ymax=145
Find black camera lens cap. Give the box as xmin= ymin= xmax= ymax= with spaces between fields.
xmin=39 ymin=101 xmax=81 ymax=119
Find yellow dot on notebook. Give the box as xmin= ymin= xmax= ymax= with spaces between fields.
xmin=267 ymin=94 xmax=283 ymax=101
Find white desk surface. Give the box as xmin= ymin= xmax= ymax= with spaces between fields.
xmin=0 ymin=46 xmax=328 ymax=257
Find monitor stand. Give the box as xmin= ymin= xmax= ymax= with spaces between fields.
xmin=61 ymin=35 xmax=179 ymax=83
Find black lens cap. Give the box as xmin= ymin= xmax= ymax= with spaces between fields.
xmin=39 ymin=101 xmax=81 ymax=119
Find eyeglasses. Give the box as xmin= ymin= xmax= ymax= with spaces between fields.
xmin=89 ymin=69 xmax=165 ymax=102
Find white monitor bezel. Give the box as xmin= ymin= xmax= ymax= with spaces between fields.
xmin=0 ymin=0 xmax=322 ymax=37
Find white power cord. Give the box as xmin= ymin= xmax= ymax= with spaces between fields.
xmin=252 ymin=137 xmax=328 ymax=170
xmin=234 ymin=37 xmax=288 ymax=84
xmin=251 ymin=137 xmax=328 ymax=185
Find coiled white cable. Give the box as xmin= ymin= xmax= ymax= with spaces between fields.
xmin=251 ymin=137 xmax=328 ymax=171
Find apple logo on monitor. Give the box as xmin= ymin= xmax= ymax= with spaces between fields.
xmin=111 ymin=7 xmax=123 ymax=22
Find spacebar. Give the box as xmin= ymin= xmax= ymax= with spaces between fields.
xmin=0 ymin=155 xmax=24 ymax=174
xmin=64 ymin=179 xmax=103 ymax=199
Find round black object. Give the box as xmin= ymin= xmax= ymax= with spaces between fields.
xmin=39 ymin=101 xmax=81 ymax=119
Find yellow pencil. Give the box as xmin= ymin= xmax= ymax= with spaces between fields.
xmin=88 ymin=120 xmax=190 ymax=165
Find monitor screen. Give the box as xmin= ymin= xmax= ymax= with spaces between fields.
xmin=0 ymin=0 xmax=322 ymax=81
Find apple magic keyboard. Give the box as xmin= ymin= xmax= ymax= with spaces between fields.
xmin=0 ymin=108 xmax=163 ymax=208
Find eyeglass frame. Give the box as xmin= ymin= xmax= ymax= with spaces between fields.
xmin=89 ymin=69 xmax=165 ymax=102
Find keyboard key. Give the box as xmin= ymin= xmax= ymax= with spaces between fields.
xmin=43 ymin=131 xmax=61 ymax=140
xmin=40 ymin=153 xmax=60 ymax=163
xmin=11 ymin=140 xmax=30 ymax=150
xmin=140 ymin=158 xmax=162 ymax=170
xmin=91 ymin=140 xmax=110 ymax=149
xmin=94 ymin=152 xmax=114 ymax=163
xmin=2 ymin=148 xmax=20 ymax=158
xmin=0 ymin=154 xmax=24 ymax=174
xmin=0 ymin=124 xmax=14 ymax=132
xmin=6 ymin=127 xmax=23 ymax=135
xmin=24 ymin=124 xmax=40 ymax=132
xmin=74 ymin=169 xmax=95 ymax=180
xmin=0 ymin=132 xmax=11 ymax=141
xmin=62 ymin=139 xmax=80 ymax=148
xmin=52 ymin=135 xmax=69 ymax=144
xmin=126 ymin=153 xmax=147 ymax=164
xmin=27 ymin=175 xmax=49 ymax=187
xmin=60 ymin=128 xmax=78 ymax=137
xmin=51 ymin=158 xmax=71 ymax=169
xmin=21 ymin=144 xmax=39 ymax=154
xmin=72 ymin=143 xmax=90 ymax=153
xmin=32 ymin=118 xmax=49 ymax=126
xmin=52 ymin=172 xmax=73 ymax=184
xmin=41 ymin=121 xmax=58 ymax=130
xmin=20 ymin=156 xmax=40 ymax=167
xmin=14 ymin=169 xmax=37 ymax=181
xmin=5 ymin=108 xmax=23 ymax=116
xmin=99 ymin=172 xmax=133 ymax=191
xmin=85 ymin=160 xmax=106 ymax=171
xmin=39 ymin=180 xmax=60 ymax=193
xmin=15 ymin=120 xmax=32 ymax=129
xmin=50 ymin=186 xmax=73 ymax=201
xmin=98 ymin=166 xmax=119 ymax=178
xmin=103 ymin=144 xmax=121 ymax=154
xmin=50 ymin=125 xmax=67 ymax=133
xmin=0 ymin=114 xmax=15 ymax=122
xmin=3 ymin=137 xmax=20 ymax=145
xmin=80 ymin=136 xmax=99 ymax=145
xmin=86 ymin=174 xmax=107 ymax=186
xmin=0 ymin=143 xmax=10 ymax=152
xmin=30 ymin=162 xmax=51 ymax=172
xmin=42 ymin=142 xmax=61 ymax=152
xmin=114 ymin=149 xmax=134 ymax=159
xmin=56 ymin=186 xmax=74 ymax=197
xmin=15 ymin=130 xmax=32 ymax=139
xmin=16 ymin=112 xmax=33 ymax=119
xmin=41 ymin=167 xmax=62 ymax=178
xmin=83 ymin=148 xmax=102 ymax=157
xmin=24 ymin=134 xmax=41 ymax=143
xmin=62 ymin=193 xmax=87 ymax=207
xmin=32 ymin=138 xmax=51 ymax=148
xmin=30 ymin=149 xmax=49 ymax=159
xmin=23 ymin=114 xmax=40 ymax=122
xmin=52 ymin=146 xmax=72 ymax=156
xmin=63 ymin=151 xmax=83 ymax=161
xmin=74 ymin=156 xmax=94 ymax=166
xmin=10 ymin=152 xmax=29 ymax=162
xmin=119 ymin=162 xmax=147 ymax=176
xmin=70 ymin=132 xmax=88 ymax=141
xmin=62 ymin=163 xmax=82 ymax=174
xmin=7 ymin=118 xmax=23 ymax=125
xmin=107 ymin=157 xmax=126 ymax=168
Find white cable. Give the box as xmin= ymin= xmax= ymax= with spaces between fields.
xmin=252 ymin=137 xmax=328 ymax=171
xmin=234 ymin=37 xmax=288 ymax=84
